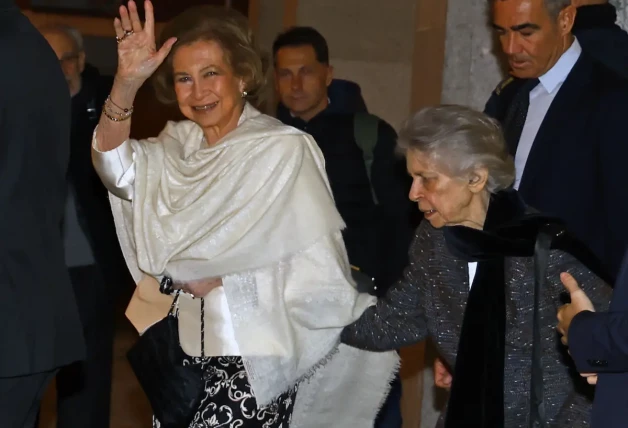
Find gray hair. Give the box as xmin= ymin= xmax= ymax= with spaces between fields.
xmin=397 ymin=105 xmax=515 ymax=194
xmin=543 ymin=0 xmax=572 ymax=18
xmin=40 ymin=25 xmax=84 ymax=52
xmin=491 ymin=0 xmax=571 ymax=19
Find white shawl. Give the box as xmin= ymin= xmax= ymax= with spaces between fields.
xmin=96 ymin=104 xmax=399 ymax=426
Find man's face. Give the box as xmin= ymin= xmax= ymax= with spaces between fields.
xmin=42 ymin=31 xmax=85 ymax=97
xmin=492 ymin=0 xmax=575 ymax=79
xmin=274 ymin=45 xmax=332 ymax=122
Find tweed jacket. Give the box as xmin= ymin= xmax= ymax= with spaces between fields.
xmin=342 ymin=220 xmax=612 ymax=427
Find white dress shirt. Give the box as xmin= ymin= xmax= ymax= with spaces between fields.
xmin=514 ymin=38 xmax=582 ymax=189
xmin=468 ymin=262 xmax=477 ymax=289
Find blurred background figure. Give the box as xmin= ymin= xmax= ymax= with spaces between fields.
xmin=40 ymin=24 xmax=129 ymax=428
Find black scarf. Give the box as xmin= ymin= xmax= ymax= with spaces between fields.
xmin=443 ymin=190 xmax=611 ymax=427
xmin=443 ymin=190 xmax=554 ymax=428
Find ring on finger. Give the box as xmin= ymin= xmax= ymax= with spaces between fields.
xmin=116 ymin=29 xmax=135 ymax=44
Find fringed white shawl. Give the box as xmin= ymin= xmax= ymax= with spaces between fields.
xmin=93 ymin=104 xmax=399 ymax=426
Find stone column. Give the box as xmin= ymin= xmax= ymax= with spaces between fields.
xmin=612 ymin=0 xmax=628 ymax=29
xmin=441 ymin=0 xmax=504 ymax=109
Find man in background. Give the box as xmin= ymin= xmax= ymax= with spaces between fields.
xmin=484 ymin=0 xmax=628 ymax=277
xmin=41 ymin=25 xmax=128 ymax=428
xmin=273 ymin=26 xmax=418 ymax=428
xmin=435 ymin=0 xmax=628 ymax=398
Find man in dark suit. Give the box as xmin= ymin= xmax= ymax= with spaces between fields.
xmin=41 ymin=25 xmax=127 ymax=428
xmin=485 ymin=0 xmax=628 ymax=278
xmin=557 ymin=251 xmax=628 ymax=427
xmin=0 ymin=2 xmax=85 ymax=427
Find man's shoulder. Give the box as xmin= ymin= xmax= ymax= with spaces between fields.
xmin=484 ymin=75 xmax=526 ymax=119
xmin=488 ymin=75 xmax=526 ymax=100
xmin=578 ymin=55 xmax=628 ymax=109
xmin=494 ymin=76 xmax=516 ymax=96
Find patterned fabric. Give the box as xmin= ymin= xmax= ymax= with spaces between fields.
xmin=342 ymin=220 xmax=613 ymax=427
xmin=153 ymin=357 xmax=297 ymax=428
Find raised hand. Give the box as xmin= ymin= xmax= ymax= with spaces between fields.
xmin=113 ymin=0 xmax=177 ymax=87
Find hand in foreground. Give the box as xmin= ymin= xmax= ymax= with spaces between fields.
xmin=178 ymin=278 xmax=223 ymax=298
xmin=114 ymin=0 xmax=177 ymax=86
xmin=556 ymin=272 xmax=595 ymax=346
xmin=434 ymin=357 xmax=452 ymax=391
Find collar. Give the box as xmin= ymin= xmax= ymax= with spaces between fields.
xmin=537 ymin=38 xmax=581 ymax=94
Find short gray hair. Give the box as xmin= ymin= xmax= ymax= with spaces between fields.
xmin=491 ymin=0 xmax=571 ymax=19
xmin=397 ymin=105 xmax=515 ymax=194
xmin=543 ymin=0 xmax=571 ymax=18
xmin=40 ymin=25 xmax=84 ymax=52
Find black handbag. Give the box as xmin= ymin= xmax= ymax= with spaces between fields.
xmin=127 ymin=290 xmax=206 ymax=428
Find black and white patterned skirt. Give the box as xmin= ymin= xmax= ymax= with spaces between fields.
xmin=153 ymin=356 xmax=298 ymax=428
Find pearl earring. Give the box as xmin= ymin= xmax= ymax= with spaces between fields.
xmin=241 ymin=91 xmax=248 ymax=98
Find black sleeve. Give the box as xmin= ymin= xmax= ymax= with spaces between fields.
xmin=576 ymin=28 xmax=628 ymax=80
xmin=597 ymin=85 xmax=628 ymax=275
xmin=370 ymin=119 xmax=419 ymax=291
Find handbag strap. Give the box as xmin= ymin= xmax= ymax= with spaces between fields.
xmin=200 ymin=297 xmax=205 ymax=358
xmin=167 ymin=288 xmax=206 ymax=359
xmin=529 ymin=225 xmax=561 ymax=427
xmin=168 ymin=291 xmax=181 ymax=317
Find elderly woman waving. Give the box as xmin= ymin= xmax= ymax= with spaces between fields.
xmin=92 ymin=1 xmax=397 ymax=427
xmin=342 ymin=105 xmax=612 ymax=427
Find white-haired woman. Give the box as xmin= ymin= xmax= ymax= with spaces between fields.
xmin=342 ymin=105 xmax=612 ymax=427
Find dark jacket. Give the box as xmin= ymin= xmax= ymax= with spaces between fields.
xmin=574 ymin=3 xmax=628 ymax=80
xmin=277 ymin=88 xmax=416 ymax=293
xmin=69 ymin=64 xmax=128 ymax=287
xmin=485 ymin=53 xmax=628 ymax=279
xmin=569 ymin=250 xmax=628 ymax=428
xmin=342 ymin=216 xmax=612 ymax=427
xmin=0 ymin=1 xmax=84 ymax=376
xmin=326 ymin=79 xmax=368 ymax=114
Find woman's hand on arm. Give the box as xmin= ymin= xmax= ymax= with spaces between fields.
xmin=178 ymin=278 xmax=223 ymax=299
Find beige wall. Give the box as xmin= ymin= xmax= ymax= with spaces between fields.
xmin=296 ymin=0 xmax=415 ymax=127
xmin=255 ymin=0 xmax=416 ymax=128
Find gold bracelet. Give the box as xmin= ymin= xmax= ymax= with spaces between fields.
xmin=102 ymin=107 xmax=131 ymax=122
xmin=106 ymin=95 xmax=133 ymax=114
xmin=105 ymin=102 xmax=132 ymax=119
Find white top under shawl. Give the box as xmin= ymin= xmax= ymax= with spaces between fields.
xmin=93 ymin=125 xmax=242 ymax=356
xmin=91 ymin=105 xmax=399 ymax=423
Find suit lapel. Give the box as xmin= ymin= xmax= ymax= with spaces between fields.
xmin=518 ymin=56 xmax=597 ymax=194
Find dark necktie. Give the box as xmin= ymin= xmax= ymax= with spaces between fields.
xmin=502 ymin=78 xmax=540 ymax=155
